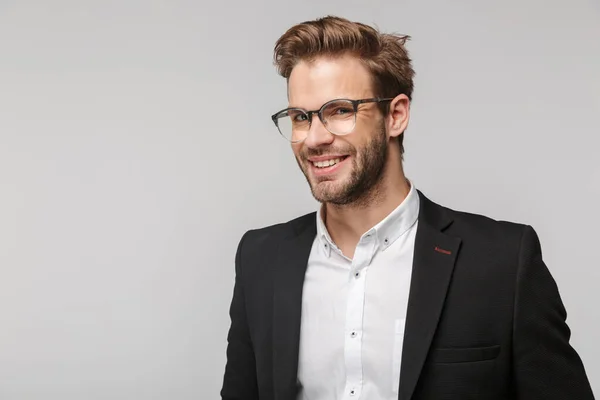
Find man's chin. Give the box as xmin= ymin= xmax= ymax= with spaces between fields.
xmin=309 ymin=182 xmax=347 ymax=204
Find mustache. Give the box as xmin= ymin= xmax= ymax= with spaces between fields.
xmin=300 ymin=146 xmax=356 ymax=159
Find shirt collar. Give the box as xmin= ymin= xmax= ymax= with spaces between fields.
xmin=316 ymin=206 xmax=335 ymax=257
xmin=369 ymin=180 xmax=420 ymax=251
xmin=315 ymin=179 xmax=420 ymax=257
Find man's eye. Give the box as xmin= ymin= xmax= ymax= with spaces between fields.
xmin=293 ymin=113 xmax=308 ymax=122
xmin=333 ymin=107 xmax=353 ymax=115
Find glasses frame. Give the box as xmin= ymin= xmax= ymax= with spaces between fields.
xmin=271 ymin=97 xmax=394 ymax=143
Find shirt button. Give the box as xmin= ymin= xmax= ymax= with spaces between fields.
xmin=354 ymin=272 xmax=360 ymax=279
xmin=350 ymin=331 xmax=357 ymax=338
xmin=350 ymin=389 xmax=356 ymax=396
xmin=384 ymin=238 xmax=389 ymax=244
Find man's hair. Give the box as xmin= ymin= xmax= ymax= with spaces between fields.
xmin=273 ymin=16 xmax=415 ymax=157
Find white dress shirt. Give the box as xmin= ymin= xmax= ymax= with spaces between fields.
xmin=297 ymin=181 xmax=420 ymax=400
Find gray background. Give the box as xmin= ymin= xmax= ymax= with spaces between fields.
xmin=0 ymin=0 xmax=598 ymax=398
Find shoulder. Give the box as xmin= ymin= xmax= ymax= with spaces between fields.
xmin=450 ymin=207 xmax=527 ymax=239
xmin=236 ymin=211 xmax=316 ymax=258
xmin=445 ymin=207 xmax=542 ymax=265
xmin=423 ymin=192 xmax=535 ymax=253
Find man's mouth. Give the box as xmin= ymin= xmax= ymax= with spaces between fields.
xmin=309 ymin=156 xmax=349 ymax=169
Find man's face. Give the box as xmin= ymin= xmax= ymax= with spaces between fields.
xmin=288 ymin=54 xmax=389 ymax=205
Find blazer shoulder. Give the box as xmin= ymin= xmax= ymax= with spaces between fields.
xmin=443 ymin=203 xmax=531 ymax=246
xmin=237 ymin=211 xmax=316 ymax=256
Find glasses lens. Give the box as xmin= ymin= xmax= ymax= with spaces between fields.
xmin=322 ymin=100 xmax=356 ymax=135
xmin=275 ymin=109 xmax=309 ymax=142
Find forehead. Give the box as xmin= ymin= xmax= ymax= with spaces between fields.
xmin=287 ymin=54 xmax=374 ymax=109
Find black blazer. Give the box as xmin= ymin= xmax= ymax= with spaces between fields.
xmin=221 ymin=191 xmax=594 ymax=399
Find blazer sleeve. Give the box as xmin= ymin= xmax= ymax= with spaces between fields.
xmin=220 ymin=232 xmax=260 ymax=400
xmin=512 ymin=225 xmax=595 ymax=399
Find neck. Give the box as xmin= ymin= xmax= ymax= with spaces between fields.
xmin=322 ymin=162 xmax=411 ymax=258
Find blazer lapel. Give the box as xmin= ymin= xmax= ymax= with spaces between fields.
xmin=272 ymin=214 xmax=316 ymax=400
xmin=399 ymin=191 xmax=462 ymax=400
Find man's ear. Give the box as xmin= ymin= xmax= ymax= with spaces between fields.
xmin=387 ymin=94 xmax=410 ymax=139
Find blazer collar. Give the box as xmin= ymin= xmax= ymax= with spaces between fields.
xmin=399 ymin=191 xmax=461 ymax=400
xmin=271 ymin=190 xmax=461 ymax=400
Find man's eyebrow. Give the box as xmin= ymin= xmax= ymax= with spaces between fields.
xmin=286 ymin=104 xmax=307 ymax=109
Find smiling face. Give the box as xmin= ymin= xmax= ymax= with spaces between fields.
xmin=288 ymin=54 xmax=391 ymax=205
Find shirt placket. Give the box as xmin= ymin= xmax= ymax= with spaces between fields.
xmin=343 ymin=234 xmax=376 ymax=399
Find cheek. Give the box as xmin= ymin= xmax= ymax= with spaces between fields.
xmin=345 ymin=138 xmax=365 ymax=161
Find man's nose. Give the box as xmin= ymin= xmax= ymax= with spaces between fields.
xmin=303 ymin=115 xmax=335 ymax=148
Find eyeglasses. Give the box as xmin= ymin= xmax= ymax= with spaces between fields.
xmin=271 ymin=97 xmax=393 ymax=143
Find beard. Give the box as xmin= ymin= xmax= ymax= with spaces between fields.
xmin=296 ymin=122 xmax=388 ymax=206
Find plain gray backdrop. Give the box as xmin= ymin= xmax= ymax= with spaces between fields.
xmin=0 ymin=0 xmax=598 ymax=399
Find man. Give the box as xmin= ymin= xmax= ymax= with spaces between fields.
xmin=221 ymin=16 xmax=594 ymax=400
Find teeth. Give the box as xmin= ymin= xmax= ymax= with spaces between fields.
xmin=312 ymin=158 xmax=342 ymax=168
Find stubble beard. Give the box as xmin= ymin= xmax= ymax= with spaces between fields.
xmin=298 ymin=124 xmax=389 ymax=207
